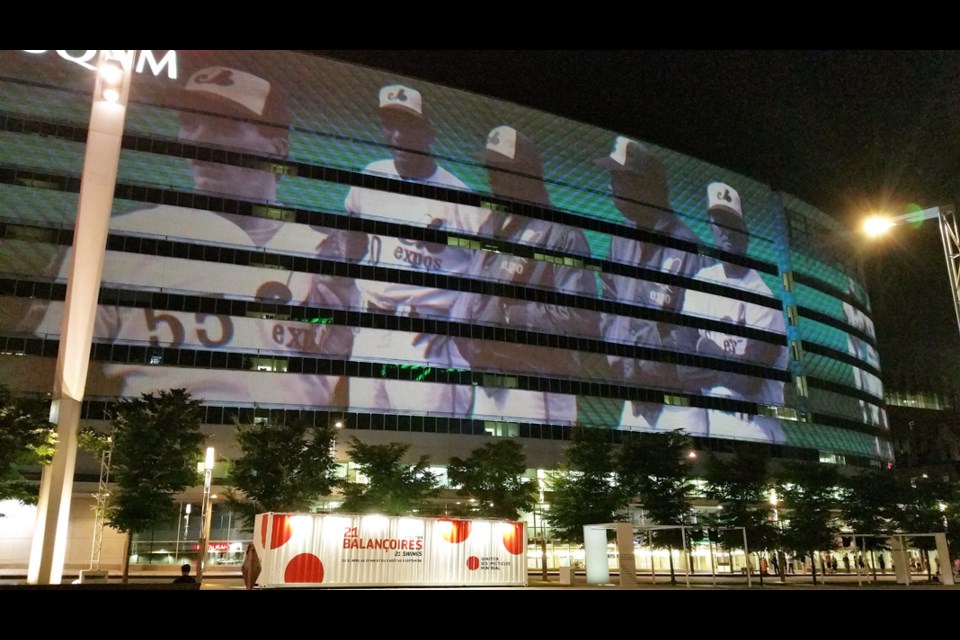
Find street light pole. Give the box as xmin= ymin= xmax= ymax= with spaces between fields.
xmin=769 ymin=487 xmax=785 ymax=582
xmin=537 ymin=475 xmax=548 ymax=581
xmin=28 ymin=51 xmax=134 ymax=585
xmin=196 ymin=447 xmax=215 ymax=583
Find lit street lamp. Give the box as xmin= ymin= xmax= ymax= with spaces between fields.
xmin=768 ymin=487 xmax=786 ymax=581
xmin=863 ymin=204 xmax=960 ymax=340
xmin=330 ymin=418 xmax=344 ymax=459
xmin=196 ymin=447 xmax=215 ymax=582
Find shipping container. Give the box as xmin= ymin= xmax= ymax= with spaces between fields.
xmin=250 ymin=512 xmax=527 ymax=588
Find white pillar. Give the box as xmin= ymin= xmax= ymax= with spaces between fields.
xmin=584 ymin=525 xmax=611 ymax=585
xmin=27 ymin=51 xmax=133 ymax=584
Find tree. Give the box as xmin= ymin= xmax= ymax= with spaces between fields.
xmin=106 ymin=389 xmax=205 ymax=581
xmin=447 ymin=440 xmax=535 ymax=520
xmin=779 ymin=460 xmax=841 ymax=586
xmin=226 ymin=416 xmax=340 ymax=528
xmin=0 ymin=386 xmax=56 ymax=511
xmin=546 ymin=426 xmax=627 ymax=544
xmin=838 ymin=468 xmax=903 ymax=580
xmin=702 ymin=445 xmax=779 ymax=582
xmin=338 ymin=438 xmax=440 ymax=516
xmin=618 ymin=430 xmax=696 ymax=584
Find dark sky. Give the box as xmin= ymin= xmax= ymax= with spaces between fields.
xmin=316 ymin=50 xmax=960 ymax=392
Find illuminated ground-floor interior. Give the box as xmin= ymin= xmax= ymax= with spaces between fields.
xmin=1 ymin=494 xmax=948 ymax=582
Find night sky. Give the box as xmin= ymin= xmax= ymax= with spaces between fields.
xmin=315 ymin=50 xmax=960 ymax=393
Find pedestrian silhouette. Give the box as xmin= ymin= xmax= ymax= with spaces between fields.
xmin=172 ymin=563 xmax=196 ymax=584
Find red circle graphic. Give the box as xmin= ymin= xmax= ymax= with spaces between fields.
xmin=284 ymin=553 xmax=325 ymax=583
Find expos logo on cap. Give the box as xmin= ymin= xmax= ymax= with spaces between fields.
xmin=379 ymin=84 xmax=423 ymax=117
xmin=478 ymin=125 xmax=544 ymax=180
xmin=486 ymin=125 xmax=519 ymax=160
xmin=177 ymin=65 xmax=287 ymax=125
xmin=707 ymin=182 xmax=743 ymax=219
xmin=186 ymin=67 xmax=271 ymax=116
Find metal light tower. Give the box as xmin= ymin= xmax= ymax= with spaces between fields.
xmin=89 ymin=436 xmax=113 ymax=571
xmin=28 ymin=50 xmax=134 ymax=585
xmin=938 ymin=206 xmax=960 ymax=340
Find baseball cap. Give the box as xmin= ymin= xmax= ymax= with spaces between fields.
xmin=707 ymin=182 xmax=743 ymax=220
xmin=167 ymin=66 xmax=288 ymax=125
xmin=595 ymin=136 xmax=660 ymax=174
xmin=379 ymin=84 xmax=423 ymax=118
xmin=478 ymin=125 xmax=543 ymax=171
xmin=597 ymin=136 xmax=670 ymax=210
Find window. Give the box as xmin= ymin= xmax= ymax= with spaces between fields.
xmin=246 ymin=309 xmax=291 ymax=321
xmin=794 ymin=375 xmax=808 ymax=398
xmin=482 ymin=374 xmax=518 ymax=389
xmin=481 ymin=200 xmax=509 ymax=213
xmin=252 ymin=205 xmax=295 ymax=222
xmin=759 ymin=404 xmax=798 ymax=421
xmin=787 ymin=305 xmax=799 ymax=326
xmin=818 ymin=452 xmax=846 ymax=465
xmin=782 ymin=271 xmax=794 ymax=292
xmin=791 ymin=341 xmax=803 ymax=362
xmin=484 ymin=421 xmax=519 ymax=437
xmin=449 ymin=236 xmax=480 ymax=250
xmin=248 ymin=357 xmax=289 ymax=373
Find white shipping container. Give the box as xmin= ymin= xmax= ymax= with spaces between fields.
xmin=251 ymin=512 xmax=528 ymax=588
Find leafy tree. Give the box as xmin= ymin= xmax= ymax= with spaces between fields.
xmin=106 ymin=389 xmax=205 ymax=581
xmin=338 ymin=438 xmax=440 ymax=516
xmin=77 ymin=427 xmax=112 ymax=458
xmin=618 ymin=430 xmax=696 ymax=584
xmin=702 ymin=445 xmax=778 ymax=582
xmin=779 ymin=460 xmax=841 ymax=586
xmin=447 ymin=440 xmax=535 ymax=520
xmin=546 ymin=426 xmax=627 ymax=544
xmin=0 ymin=386 xmax=56 ymax=511
xmin=226 ymin=416 xmax=340 ymax=528
xmin=838 ymin=468 xmax=903 ymax=580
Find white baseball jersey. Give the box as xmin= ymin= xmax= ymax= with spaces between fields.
xmin=682 ymin=263 xmax=787 ymax=405
xmin=344 ymin=160 xmax=486 ymax=413
xmin=345 ymin=160 xmax=481 ymax=362
xmin=5 ymin=205 xmax=358 ymax=407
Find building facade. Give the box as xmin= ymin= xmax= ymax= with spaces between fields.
xmin=0 ymin=50 xmax=889 ymax=572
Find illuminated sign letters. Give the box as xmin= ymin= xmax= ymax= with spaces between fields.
xmin=22 ymin=50 xmax=178 ymax=79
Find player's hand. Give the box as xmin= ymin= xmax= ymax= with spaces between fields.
xmin=696 ymin=334 xmax=725 ymax=358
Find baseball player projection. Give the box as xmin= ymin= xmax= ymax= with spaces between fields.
xmin=15 ymin=65 xmax=358 ymax=407
xmin=451 ymin=124 xmax=599 ymax=422
xmin=595 ymin=136 xmax=705 ymax=430
xmin=842 ymin=277 xmax=884 ymax=427
xmin=344 ymin=83 xmax=482 ymax=416
xmin=679 ymin=182 xmax=788 ymax=442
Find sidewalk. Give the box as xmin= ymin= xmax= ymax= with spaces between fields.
xmin=3 ymin=570 xmax=956 ymax=590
